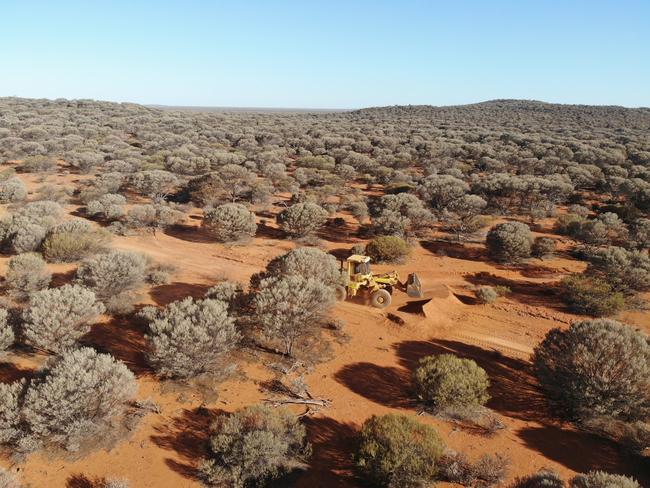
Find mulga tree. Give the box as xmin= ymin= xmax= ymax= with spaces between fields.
xmin=254 ymin=275 xmax=334 ymax=356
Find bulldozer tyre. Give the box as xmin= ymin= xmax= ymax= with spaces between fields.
xmin=370 ymin=289 xmax=391 ymax=308
xmin=335 ymin=285 xmax=347 ymax=301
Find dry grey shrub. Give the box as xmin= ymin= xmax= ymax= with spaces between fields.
xmin=126 ymin=204 xmax=185 ymax=234
xmin=486 ymin=221 xmax=533 ymax=263
xmin=0 ymin=309 xmax=15 ymax=353
xmin=0 ymin=467 xmax=20 ymax=488
xmin=586 ymin=246 xmax=650 ymax=293
xmin=533 ymin=319 xmax=650 ymax=421
xmin=254 ymin=275 xmax=334 ymax=356
xmin=21 ymin=348 xmax=137 ymax=451
xmin=277 ymin=203 xmax=328 ymax=237
xmin=0 ymin=348 xmax=137 ymax=453
xmin=261 ymin=247 xmax=341 ymax=287
xmin=200 ymin=405 xmax=310 ymax=488
xmin=202 ymin=203 xmax=257 ymax=242
xmin=439 ymin=451 xmax=509 ymax=487
xmin=104 ymin=479 xmax=130 ymax=488
xmin=510 ymin=469 xmax=565 ymax=488
xmin=87 ymin=193 xmax=126 ymax=220
xmin=130 ymin=170 xmax=178 ymax=200
xmin=77 ymin=250 xmax=148 ymax=301
xmin=418 ymin=174 xmax=469 ymax=211
xmin=0 ymin=177 xmax=27 ymax=203
xmin=475 ymin=286 xmax=498 ymax=304
xmin=5 ymin=253 xmax=52 ymax=298
xmin=21 ymin=284 xmax=105 ymax=353
xmin=570 ymin=471 xmax=640 ymax=488
xmin=0 ymin=201 xmax=63 ymax=253
xmin=145 ymin=297 xmax=240 ymax=378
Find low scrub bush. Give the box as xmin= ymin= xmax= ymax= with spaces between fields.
xmin=413 ymin=354 xmax=490 ymax=411
xmin=439 ymin=451 xmax=509 ymax=487
xmin=126 ymin=204 xmax=185 ymax=234
xmin=0 ymin=178 xmax=27 ymax=203
xmin=77 ymin=250 xmax=148 ymax=300
xmin=365 ymin=235 xmax=411 ymax=263
xmin=0 ymin=348 xmax=136 ymax=452
xmin=532 ymin=236 xmax=556 ymax=259
xmin=200 ymin=405 xmax=310 ymax=487
xmin=570 ymin=471 xmax=640 ymax=488
xmin=87 ymin=193 xmax=126 ymax=221
xmin=21 ymin=284 xmax=105 ymax=353
xmin=511 ymin=470 xmax=565 ymax=488
xmin=5 ymin=253 xmax=51 ymax=297
xmin=0 ymin=309 xmax=15 ymax=353
xmin=277 ymin=203 xmax=328 ymax=237
xmin=41 ymin=220 xmax=110 ymax=262
xmin=475 ymin=286 xmax=498 ymax=304
xmin=145 ymin=297 xmax=240 ymax=378
xmin=486 ymin=222 xmax=532 ymax=263
xmin=533 ymin=319 xmax=650 ymax=422
xmin=354 ymin=413 xmax=444 ymax=488
xmin=203 ymin=203 xmax=257 ymax=242
xmin=560 ymin=274 xmax=625 ymax=316
xmin=259 ymin=247 xmax=341 ymax=287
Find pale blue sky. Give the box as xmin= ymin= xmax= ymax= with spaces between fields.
xmin=1 ymin=1 xmax=648 ymax=108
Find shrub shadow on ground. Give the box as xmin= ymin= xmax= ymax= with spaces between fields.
xmin=164 ymin=224 xmax=214 ymax=243
xmin=288 ymin=416 xmax=358 ymax=488
xmin=519 ymin=425 xmax=649 ymax=484
xmin=149 ymin=282 xmax=213 ymax=306
xmin=420 ymin=240 xmax=486 ymax=262
xmin=81 ymin=315 xmax=152 ymax=376
xmin=150 ymin=406 xmax=220 ymax=481
xmin=465 ymin=271 xmax=565 ymax=311
xmin=334 ymin=362 xmax=413 ymax=409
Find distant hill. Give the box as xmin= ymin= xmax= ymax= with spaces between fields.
xmin=351 ymin=100 xmax=650 ymax=130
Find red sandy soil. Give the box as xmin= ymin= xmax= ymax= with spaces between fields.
xmin=0 ymin=169 xmax=648 ymax=487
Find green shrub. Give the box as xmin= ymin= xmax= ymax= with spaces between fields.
xmin=42 ymin=220 xmax=110 ymax=262
xmin=200 ymin=405 xmax=310 ymax=488
xmin=277 ymin=203 xmax=328 ymax=237
xmin=365 ymin=235 xmax=411 ymax=263
xmin=533 ymin=319 xmax=650 ymax=422
xmin=560 ymin=274 xmax=625 ymax=317
xmin=354 ymin=413 xmax=444 ymax=488
xmin=413 ymin=354 xmax=490 ymax=410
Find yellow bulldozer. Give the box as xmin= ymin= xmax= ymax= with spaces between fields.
xmin=336 ymin=254 xmax=423 ymax=308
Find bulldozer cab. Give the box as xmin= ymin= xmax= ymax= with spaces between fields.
xmin=345 ymin=254 xmax=372 ymax=280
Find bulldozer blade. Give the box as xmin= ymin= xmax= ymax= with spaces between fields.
xmin=406 ymin=273 xmax=423 ymax=298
